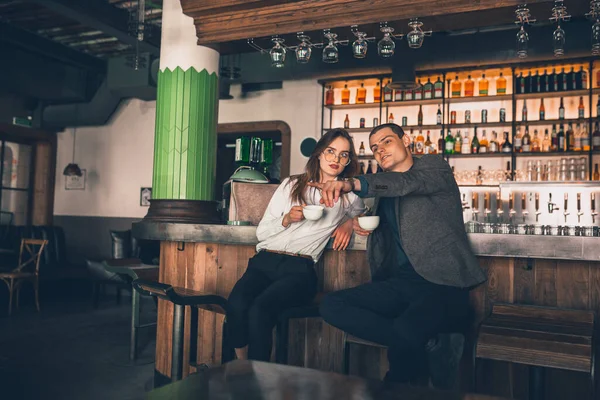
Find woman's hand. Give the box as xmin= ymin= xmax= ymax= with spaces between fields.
xmin=353 ymin=215 xmax=373 ymax=236
xmin=331 ymin=219 xmax=354 ymax=251
xmin=282 ymin=204 xmax=305 ymax=227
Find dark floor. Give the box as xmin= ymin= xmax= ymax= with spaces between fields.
xmin=0 ymin=285 xmax=157 ymax=400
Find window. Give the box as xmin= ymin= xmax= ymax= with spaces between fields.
xmin=0 ymin=141 xmax=33 ymax=226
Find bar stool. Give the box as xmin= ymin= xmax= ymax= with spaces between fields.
xmin=103 ymin=258 xmax=159 ymax=363
xmin=475 ymin=303 xmax=596 ymax=400
xmin=131 ymin=279 xmax=233 ymax=383
xmin=274 ymin=294 xmax=324 ymax=364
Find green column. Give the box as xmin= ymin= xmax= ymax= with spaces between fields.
xmin=152 ymin=67 xmax=218 ymax=201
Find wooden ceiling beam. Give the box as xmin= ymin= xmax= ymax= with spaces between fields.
xmin=183 ymin=0 xmax=553 ymax=45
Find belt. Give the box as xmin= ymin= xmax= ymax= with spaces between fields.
xmin=263 ymin=250 xmax=314 ymax=262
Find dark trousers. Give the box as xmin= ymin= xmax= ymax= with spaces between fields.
xmin=227 ymin=251 xmax=318 ymax=361
xmin=319 ymin=273 xmax=469 ymax=383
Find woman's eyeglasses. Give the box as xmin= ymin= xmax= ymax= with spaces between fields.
xmin=322 ymin=148 xmax=351 ymax=166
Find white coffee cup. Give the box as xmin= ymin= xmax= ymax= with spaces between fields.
xmin=303 ymin=205 xmax=324 ymax=221
xmin=358 ymin=216 xmax=380 ymax=230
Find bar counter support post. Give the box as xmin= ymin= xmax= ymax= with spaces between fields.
xmin=171 ymin=304 xmax=185 ymax=382
xmin=529 ymin=365 xmax=545 ymax=400
xmin=130 ymin=289 xmax=141 ymax=362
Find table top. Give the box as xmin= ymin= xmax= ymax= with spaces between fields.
xmin=147 ymin=360 xmax=509 ymax=400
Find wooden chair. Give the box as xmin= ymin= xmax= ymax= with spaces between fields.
xmin=475 ymin=303 xmax=596 ymax=400
xmin=0 ymin=238 xmax=48 ymax=315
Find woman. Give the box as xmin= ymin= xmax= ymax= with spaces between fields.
xmin=227 ymin=128 xmax=366 ymax=362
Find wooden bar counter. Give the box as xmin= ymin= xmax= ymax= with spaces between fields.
xmin=133 ymin=221 xmax=600 ymax=399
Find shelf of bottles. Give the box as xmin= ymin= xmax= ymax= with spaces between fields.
xmin=320 ymin=58 xmax=600 ymax=182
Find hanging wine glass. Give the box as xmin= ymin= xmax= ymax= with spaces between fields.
xmin=592 ymin=20 xmax=600 ymax=55
xmin=406 ymin=19 xmax=430 ymax=49
xmin=552 ymin=25 xmax=565 ymax=56
xmin=295 ymin=34 xmax=312 ymax=63
xmin=516 ymin=26 xmax=529 ymax=59
xmin=378 ymin=26 xmax=396 ymax=58
xmin=269 ymin=37 xmax=286 ymax=68
xmin=322 ymin=32 xmax=339 ymax=63
xmin=352 ymin=33 xmax=368 ymax=59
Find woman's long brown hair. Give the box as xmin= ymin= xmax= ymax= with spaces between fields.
xmin=289 ymin=128 xmax=360 ymax=205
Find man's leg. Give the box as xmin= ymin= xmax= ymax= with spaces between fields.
xmin=319 ymin=280 xmax=407 ymax=346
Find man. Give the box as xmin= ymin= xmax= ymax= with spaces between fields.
xmin=310 ymin=123 xmax=486 ymax=386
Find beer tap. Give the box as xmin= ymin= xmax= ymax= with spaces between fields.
xmin=576 ymin=193 xmax=583 ymax=224
xmin=547 ymin=193 xmax=559 ymax=214
xmin=484 ymin=192 xmax=491 ymax=222
xmin=461 ymin=193 xmax=470 ymax=212
xmin=496 ymin=191 xmax=504 ymax=223
xmin=521 ymin=193 xmax=528 ymax=223
xmin=472 ymin=192 xmax=479 ymax=221
xmin=563 ymin=193 xmax=570 ymax=224
xmin=592 ymin=193 xmax=597 ymax=224
xmin=508 ymin=192 xmax=516 ymax=223
xmin=534 ymin=193 xmax=542 ymax=222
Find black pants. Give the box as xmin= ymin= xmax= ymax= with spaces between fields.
xmin=319 ymin=274 xmax=469 ymax=383
xmin=227 ymin=251 xmax=318 ymax=361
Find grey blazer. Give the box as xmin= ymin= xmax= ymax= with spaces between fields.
xmin=360 ymin=155 xmax=486 ymax=289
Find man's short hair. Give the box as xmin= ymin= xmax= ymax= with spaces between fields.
xmin=370 ymin=123 xmax=405 ymax=139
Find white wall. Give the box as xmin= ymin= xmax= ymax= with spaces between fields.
xmin=54 ymin=79 xmax=322 ymax=217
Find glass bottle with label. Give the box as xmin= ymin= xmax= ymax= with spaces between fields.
xmin=593 ymin=122 xmax=600 ymax=150
xmin=551 ymin=68 xmax=558 ymax=92
xmin=325 ymin=86 xmax=334 ymax=106
xmin=522 ymin=127 xmax=531 ymax=152
xmin=566 ymin=123 xmax=575 ymax=151
xmin=436 ymin=105 xmax=442 ymax=125
xmin=418 ymin=105 xmax=424 ymax=126
xmin=464 ymin=75 xmax=474 ymax=97
xmin=594 ymin=164 xmax=600 ymax=181
xmin=582 ymin=124 xmax=590 ymax=151
xmin=356 ymin=83 xmax=366 ymax=103
xmin=373 ymin=82 xmax=381 ymax=103
xmin=414 ymin=79 xmax=423 ymax=100
xmin=423 ymin=78 xmax=433 ymax=99
xmin=461 ymin=131 xmax=471 ymax=154
xmin=580 ymin=66 xmax=588 ymax=90
xmin=404 ymin=88 xmax=413 ymax=101
xmin=479 ymin=130 xmax=489 ymax=153
xmin=383 ymin=80 xmax=393 ymax=102
xmin=454 ymin=131 xmax=463 ymax=154
xmin=557 ymin=124 xmax=565 ymax=152
xmin=578 ymin=96 xmax=585 ymax=119
xmin=518 ymin=73 xmax=525 ymax=94
xmin=471 ymin=128 xmax=480 ymax=154
xmin=344 ymin=114 xmax=350 ymax=129
xmin=434 ymin=76 xmax=443 ymax=98
xmin=451 ymin=75 xmax=462 ymax=97
xmin=437 ymin=130 xmax=445 ymax=154
xmin=551 ymin=125 xmax=559 ymax=152
xmin=481 ymin=109 xmax=488 ymax=123
xmin=501 ymin=132 xmax=512 ymax=153
xmin=542 ymin=129 xmax=551 ymax=152
xmin=522 ymin=101 xmax=528 ymax=122
xmin=359 ymin=141 xmax=365 ymax=156
xmin=424 ymin=131 xmax=432 ymax=154
xmin=479 ymin=74 xmax=489 ymax=96
xmin=445 ymin=130 xmax=455 ymax=154
xmin=341 ymin=84 xmax=350 ymax=105
xmin=388 ymin=113 xmax=394 ymax=124
xmin=514 ymin=128 xmax=523 ymax=152
xmin=532 ymin=129 xmax=541 ymax=152
xmin=489 ymin=131 xmax=499 ymax=153
xmin=559 ymin=97 xmax=565 ymax=119
xmin=539 ymin=98 xmax=545 ymax=120
xmin=573 ymin=124 xmax=582 ymax=151
xmin=394 ymin=89 xmax=403 ymax=102
xmin=496 ymin=72 xmax=507 ymax=95
xmin=560 ymin=68 xmax=568 ymax=91
xmin=415 ymin=130 xmax=425 ymax=154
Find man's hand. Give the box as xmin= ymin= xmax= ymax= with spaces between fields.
xmin=353 ymin=215 xmax=373 ymax=236
xmin=282 ymin=204 xmax=305 ymax=227
xmin=308 ymin=180 xmax=353 ymax=208
xmin=331 ymin=219 xmax=353 ymax=251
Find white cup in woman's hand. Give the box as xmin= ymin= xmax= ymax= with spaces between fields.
xmin=358 ymin=216 xmax=380 ymax=230
xmin=303 ymin=205 xmax=324 ymax=221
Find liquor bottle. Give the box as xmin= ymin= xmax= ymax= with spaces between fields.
xmin=566 ymin=123 xmax=575 ymax=151
xmin=454 ymin=131 xmax=463 ymax=154
xmin=388 ymin=113 xmax=394 ymax=123
xmin=418 ymin=105 xmax=423 ymax=126
xmin=542 ymin=129 xmax=551 ymax=152
xmin=356 ymin=83 xmax=366 ymax=103
xmin=541 ymin=70 xmax=548 ymax=93
xmin=522 ymin=101 xmax=528 ymax=122
xmin=479 ymin=130 xmax=489 ymax=153
xmin=522 ymin=127 xmax=531 ymax=152
xmin=465 ymin=110 xmax=471 ymax=124
xmin=496 ymin=72 xmax=507 ymax=95
xmin=471 ymin=128 xmax=480 ymax=154
xmin=424 ymin=131 xmax=432 ymax=154
xmin=461 ymin=131 xmax=471 ymax=154
xmin=401 ymin=116 xmax=407 ymax=126
xmin=464 ymin=75 xmax=474 ymax=97
xmin=341 ymin=84 xmax=350 ymax=105
xmin=581 ymin=66 xmax=588 ymax=90
xmin=534 ymin=71 xmax=540 ymax=93
xmin=551 ymin=125 xmax=559 ymax=152
xmin=479 ymin=74 xmax=489 ymax=96
xmin=437 ymin=130 xmax=445 ymax=154
xmin=436 ymin=105 xmax=442 ymax=125
xmin=434 ymin=76 xmax=443 ymax=99
xmin=423 ymin=78 xmax=433 ymax=99
xmin=445 ymin=130 xmax=455 ymax=154
xmin=414 ymin=79 xmax=423 ymax=100
xmin=373 ymin=82 xmax=381 ymax=102
xmin=359 ymin=141 xmax=365 ymax=156
xmin=593 ymin=122 xmax=600 ymax=150
xmin=383 ymin=80 xmax=393 ymax=102
xmin=404 ymin=88 xmax=414 ymax=101
xmin=524 ymin=71 xmax=532 ymax=94
xmin=344 ymin=114 xmax=350 ymax=129
xmin=551 ymin=68 xmax=558 ymax=92
xmin=394 ymin=89 xmax=403 ymax=102
xmin=360 ymin=118 xmax=365 ymax=128
xmin=451 ymin=75 xmax=461 ymax=97
xmin=325 ymin=86 xmax=334 ymax=106
xmin=539 ymin=98 xmax=545 ymax=120
xmin=594 ymin=164 xmax=600 ymax=181
xmin=573 ymin=123 xmax=582 ymax=151
xmin=518 ymin=73 xmax=525 ymax=94
xmin=409 ymin=130 xmax=416 ymax=153
xmin=559 ymin=97 xmax=565 ymax=119
xmin=514 ymin=128 xmax=523 ymax=153
xmin=560 ymin=68 xmax=568 ymax=91
xmin=489 ymin=131 xmax=499 ymax=153
xmin=506 ymin=161 xmax=513 ymax=181
xmin=578 ymin=96 xmax=585 ymax=119
xmin=568 ymin=67 xmax=576 ymax=91
xmin=481 ymin=109 xmax=488 ymax=123
xmin=582 ymin=124 xmax=590 ymax=152
xmin=415 ymin=130 xmax=425 ymax=154
xmin=532 ymin=129 xmax=541 ymax=152
xmin=501 ymin=131 xmax=512 ymax=153
xmin=557 ymin=124 xmax=565 ymax=152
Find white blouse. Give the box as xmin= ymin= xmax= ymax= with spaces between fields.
xmin=256 ymin=177 xmax=366 ymax=262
